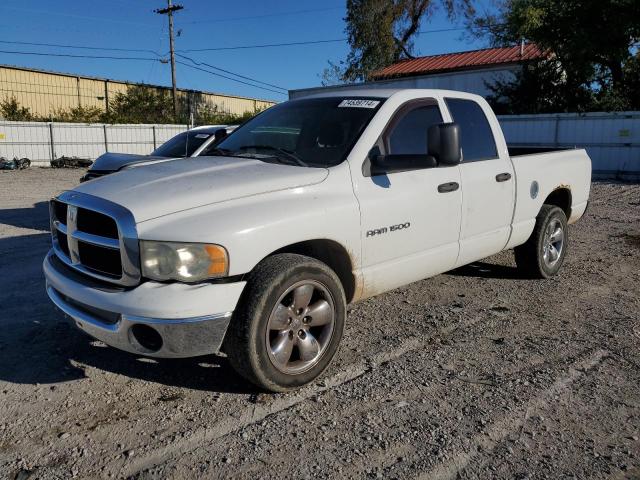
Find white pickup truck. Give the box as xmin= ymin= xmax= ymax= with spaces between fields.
xmin=44 ymin=89 xmax=591 ymax=392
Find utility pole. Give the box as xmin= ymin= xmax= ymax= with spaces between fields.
xmin=155 ymin=0 xmax=183 ymax=121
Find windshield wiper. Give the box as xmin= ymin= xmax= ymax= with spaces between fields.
xmin=234 ymin=145 xmax=308 ymax=167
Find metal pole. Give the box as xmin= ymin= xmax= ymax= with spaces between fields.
xmin=103 ymin=124 xmax=109 ymax=153
xmin=104 ymin=80 xmax=110 ymax=114
xmin=48 ymin=123 xmax=56 ymax=163
xmin=155 ymin=1 xmax=183 ymax=123
xmin=76 ymin=77 xmax=81 ymax=108
xmin=152 ymin=125 xmax=157 ymax=149
xmin=168 ymin=0 xmax=178 ymax=121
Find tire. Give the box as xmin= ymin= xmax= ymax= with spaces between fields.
xmin=514 ymin=205 xmax=568 ymax=279
xmin=224 ymin=254 xmax=346 ymax=392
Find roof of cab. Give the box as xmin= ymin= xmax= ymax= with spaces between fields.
xmin=293 ymin=87 xmax=483 ymax=101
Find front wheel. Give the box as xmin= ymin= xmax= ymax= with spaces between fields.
xmin=224 ymin=254 xmax=346 ymax=392
xmin=514 ymin=205 xmax=568 ymax=278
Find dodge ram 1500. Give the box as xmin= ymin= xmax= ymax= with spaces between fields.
xmin=44 ymin=89 xmax=591 ymax=392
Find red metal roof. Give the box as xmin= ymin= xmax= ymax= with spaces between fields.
xmin=371 ymin=44 xmax=545 ymax=79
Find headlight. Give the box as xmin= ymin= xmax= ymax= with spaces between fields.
xmin=140 ymin=241 xmax=228 ymax=282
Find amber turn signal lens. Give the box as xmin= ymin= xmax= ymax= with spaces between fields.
xmin=205 ymin=244 xmax=228 ymax=276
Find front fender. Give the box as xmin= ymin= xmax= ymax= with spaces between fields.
xmin=136 ymin=164 xmax=361 ymax=277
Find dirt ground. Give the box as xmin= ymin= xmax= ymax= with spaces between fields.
xmin=0 ymin=168 xmax=639 ymax=480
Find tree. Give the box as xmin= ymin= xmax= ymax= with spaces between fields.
xmin=194 ymin=103 xmax=265 ymax=126
xmin=486 ymin=59 xmax=594 ymax=114
xmin=0 ymin=89 xmax=263 ymax=125
xmin=0 ymin=96 xmax=33 ymax=121
xmin=105 ymin=85 xmax=176 ymax=124
xmin=327 ymin=0 xmax=474 ymax=83
xmin=472 ymin=0 xmax=640 ymax=112
xmin=50 ymin=105 xmax=105 ymax=123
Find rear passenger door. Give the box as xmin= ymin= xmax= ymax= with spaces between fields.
xmin=444 ymin=98 xmax=515 ymax=266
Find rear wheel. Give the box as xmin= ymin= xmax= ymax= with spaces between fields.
xmin=514 ymin=205 xmax=568 ymax=278
xmin=224 ymin=254 xmax=346 ymax=392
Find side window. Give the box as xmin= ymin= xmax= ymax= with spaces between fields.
xmin=386 ymin=104 xmax=443 ymax=155
xmin=445 ymin=98 xmax=498 ymax=162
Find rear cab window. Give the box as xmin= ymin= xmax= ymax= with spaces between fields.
xmin=445 ymin=98 xmax=498 ymax=162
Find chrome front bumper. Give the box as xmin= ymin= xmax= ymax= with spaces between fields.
xmin=43 ymin=250 xmax=246 ymax=358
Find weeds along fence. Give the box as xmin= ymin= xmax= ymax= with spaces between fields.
xmin=0 ymin=120 xmax=187 ymax=167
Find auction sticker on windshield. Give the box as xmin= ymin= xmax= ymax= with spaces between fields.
xmin=338 ymin=99 xmax=380 ymax=108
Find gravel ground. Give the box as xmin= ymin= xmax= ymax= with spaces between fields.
xmin=0 ymin=168 xmax=639 ymax=480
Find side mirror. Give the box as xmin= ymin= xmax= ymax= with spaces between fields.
xmin=428 ymin=122 xmax=461 ymax=166
xmin=213 ymin=128 xmax=228 ymax=143
xmin=370 ymin=153 xmax=437 ymax=176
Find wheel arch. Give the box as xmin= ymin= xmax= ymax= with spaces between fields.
xmin=543 ymin=187 xmax=572 ymax=219
xmin=258 ymin=239 xmax=357 ymax=303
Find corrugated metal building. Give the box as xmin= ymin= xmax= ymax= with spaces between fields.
xmin=0 ymin=64 xmax=276 ymax=118
xmin=290 ymin=44 xmax=545 ymax=99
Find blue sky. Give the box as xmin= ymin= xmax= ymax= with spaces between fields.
xmin=0 ymin=0 xmax=493 ymax=101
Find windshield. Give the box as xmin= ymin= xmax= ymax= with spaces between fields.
xmin=151 ymin=130 xmax=213 ymax=158
xmin=214 ymin=97 xmax=384 ymax=167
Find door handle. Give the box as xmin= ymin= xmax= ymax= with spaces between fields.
xmin=495 ymin=172 xmax=512 ymax=182
xmin=437 ymin=182 xmax=459 ymax=193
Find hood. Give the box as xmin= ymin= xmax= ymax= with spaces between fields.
xmin=74 ymin=156 xmax=329 ymax=222
xmin=89 ymin=152 xmax=170 ymax=172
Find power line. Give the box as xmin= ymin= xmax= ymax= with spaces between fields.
xmin=0 ymin=49 xmax=160 ymax=62
xmin=180 ymin=38 xmax=346 ymax=53
xmin=0 ymin=48 xmax=288 ymax=95
xmin=175 ymin=53 xmax=287 ymax=91
xmin=178 ymin=25 xmax=501 ymax=52
xmin=0 ymin=24 xmax=495 ymax=57
xmin=179 ymin=27 xmax=466 ymax=52
xmin=0 ymin=39 xmax=163 ymax=56
xmin=183 ymin=6 xmax=343 ymax=24
xmin=1 ymin=5 xmax=156 ymax=28
xmin=175 ymin=61 xmax=287 ymax=96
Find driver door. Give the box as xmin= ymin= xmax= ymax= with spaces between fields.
xmin=352 ymin=98 xmax=462 ymax=297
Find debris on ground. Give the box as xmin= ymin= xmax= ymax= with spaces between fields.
xmin=0 ymin=157 xmax=30 ymax=170
xmin=50 ymin=156 xmax=92 ymax=168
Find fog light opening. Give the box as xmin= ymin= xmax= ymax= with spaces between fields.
xmin=130 ymin=324 xmax=163 ymax=353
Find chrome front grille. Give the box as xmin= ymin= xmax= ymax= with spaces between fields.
xmin=50 ymin=191 xmax=141 ymax=286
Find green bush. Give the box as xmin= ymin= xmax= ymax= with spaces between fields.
xmin=0 ymin=86 xmax=266 ymax=125
xmin=0 ymin=97 xmax=33 ymax=121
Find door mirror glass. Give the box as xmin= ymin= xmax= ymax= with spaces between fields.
xmin=428 ymin=122 xmax=462 ymax=166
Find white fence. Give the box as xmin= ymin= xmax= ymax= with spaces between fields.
xmin=0 ymin=121 xmax=188 ymax=167
xmin=498 ymin=111 xmax=640 ymax=180
xmin=1 ymin=113 xmax=639 ymax=179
